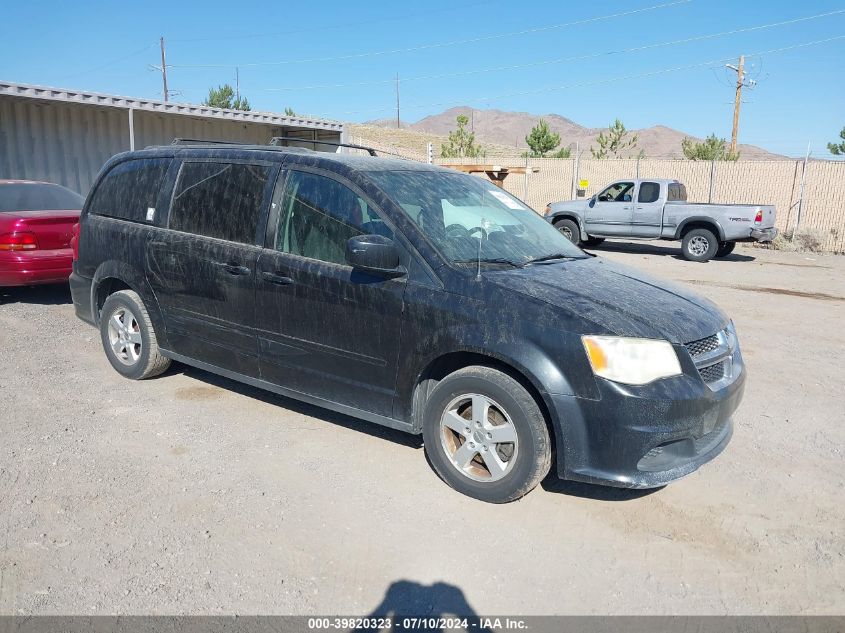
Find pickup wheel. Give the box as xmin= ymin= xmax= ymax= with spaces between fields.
xmin=682 ymin=228 xmax=719 ymax=262
xmin=422 ymin=366 xmax=552 ymax=504
xmin=553 ymin=218 xmax=580 ymax=244
xmin=716 ymin=241 xmax=736 ymax=258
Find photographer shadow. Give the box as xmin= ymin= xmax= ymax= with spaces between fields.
xmin=356 ymin=580 xmax=492 ymax=633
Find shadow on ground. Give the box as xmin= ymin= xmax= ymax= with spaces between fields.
xmin=0 ymin=283 xmax=72 ymax=305
xmin=588 ymin=240 xmax=756 ymax=262
xmin=356 ymin=580 xmax=492 ymax=632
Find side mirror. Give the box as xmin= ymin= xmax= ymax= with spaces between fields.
xmin=346 ymin=234 xmax=405 ymax=277
xmin=589 ymin=195 xmax=597 ymax=207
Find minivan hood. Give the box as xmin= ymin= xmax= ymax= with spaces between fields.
xmin=486 ymin=257 xmax=726 ymax=344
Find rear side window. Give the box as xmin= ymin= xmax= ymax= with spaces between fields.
xmin=88 ymin=158 xmax=170 ymax=221
xmin=0 ymin=183 xmax=84 ymax=212
xmin=638 ymin=182 xmax=661 ymax=203
xmin=168 ymin=162 xmax=273 ymax=244
xmin=668 ymin=183 xmax=688 ymax=201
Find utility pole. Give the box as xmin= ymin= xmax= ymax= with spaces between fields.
xmin=395 ymin=73 xmax=400 ymax=129
xmin=160 ymin=37 xmax=169 ymax=102
xmin=235 ymin=67 xmax=240 ymax=102
xmin=726 ymin=55 xmax=755 ymax=156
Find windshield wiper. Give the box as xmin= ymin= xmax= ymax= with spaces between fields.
xmin=453 ymin=258 xmax=524 ymax=268
xmin=525 ymin=253 xmax=585 ymax=265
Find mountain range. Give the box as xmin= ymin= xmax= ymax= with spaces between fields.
xmin=365 ymin=106 xmax=783 ymax=159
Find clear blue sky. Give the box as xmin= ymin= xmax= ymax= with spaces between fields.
xmin=3 ymin=0 xmax=844 ymax=157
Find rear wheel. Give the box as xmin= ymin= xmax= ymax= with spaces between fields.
xmin=422 ymin=366 xmax=552 ymax=503
xmin=553 ymin=218 xmax=580 ymax=245
xmin=99 ymin=290 xmax=170 ymax=380
xmin=716 ymin=241 xmax=736 ymax=258
xmin=681 ymin=228 xmax=719 ymax=262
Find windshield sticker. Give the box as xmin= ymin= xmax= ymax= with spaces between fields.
xmin=488 ymin=189 xmax=527 ymax=210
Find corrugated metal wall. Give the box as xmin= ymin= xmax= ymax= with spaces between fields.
xmin=0 ymin=96 xmax=342 ymax=195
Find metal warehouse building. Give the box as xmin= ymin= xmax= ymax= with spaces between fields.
xmin=0 ymin=81 xmax=345 ymax=195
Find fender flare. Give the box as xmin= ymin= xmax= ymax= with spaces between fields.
xmin=675 ymin=216 xmax=726 ymax=241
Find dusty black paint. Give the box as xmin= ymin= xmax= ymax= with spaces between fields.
xmin=70 ymin=145 xmax=746 ymax=488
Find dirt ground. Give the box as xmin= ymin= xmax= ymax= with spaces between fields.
xmin=1 ymin=241 xmax=843 ymax=616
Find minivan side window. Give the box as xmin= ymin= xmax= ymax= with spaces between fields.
xmin=88 ymin=158 xmax=171 ymax=222
xmin=275 ymin=171 xmax=393 ymax=266
xmin=638 ymin=182 xmax=661 ymax=203
xmin=168 ymin=162 xmax=273 ymax=244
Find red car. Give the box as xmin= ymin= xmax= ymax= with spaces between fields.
xmin=0 ymin=180 xmax=84 ymax=287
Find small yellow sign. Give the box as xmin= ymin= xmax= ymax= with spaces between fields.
xmin=578 ymin=179 xmax=589 ymax=189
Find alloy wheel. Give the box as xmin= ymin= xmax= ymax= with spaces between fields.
xmin=107 ymin=307 xmax=142 ymax=366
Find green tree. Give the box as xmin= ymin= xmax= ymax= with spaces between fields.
xmin=284 ymin=107 xmax=296 ymax=116
xmin=441 ymin=114 xmax=483 ymax=158
xmin=828 ymin=127 xmax=845 ymax=155
xmin=681 ymin=133 xmax=739 ymax=161
xmin=591 ymin=119 xmax=641 ymax=159
xmin=525 ymin=119 xmax=564 ymax=157
xmin=203 ymin=84 xmax=251 ymax=111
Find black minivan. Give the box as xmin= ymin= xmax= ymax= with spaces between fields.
xmin=71 ymin=141 xmax=745 ymax=503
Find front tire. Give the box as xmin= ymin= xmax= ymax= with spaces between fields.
xmin=422 ymin=366 xmax=552 ymax=503
xmin=99 ymin=290 xmax=171 ymax=380
xmin=715 ymin=241 xmax=736 ymax=258
xmin=553 ymin=218 xmax=580 ymax=245
xmin=682 ymin=228 xmax=719 ymax=262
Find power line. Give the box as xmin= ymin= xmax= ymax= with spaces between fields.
xmin=167 ymin=1 xmax=490 ymax=43
xmin=336 ymin=34 xmax=845 ymax=116
xmin=258 ymin=8 xmax=845 ymax=92
xmin=54 ymin=42 xmax=158 ymax=82
xmin=167 ymin=0 xmax=691 ymax=69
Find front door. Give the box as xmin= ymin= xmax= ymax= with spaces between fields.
xmin=255 ymin=169 xmax=406 ymax=417
xmin=147 ymin=159 xmax=277 ymax=376
xmin=584 ymin=181 xmax=635 ymax=236
xmin=630 ymin=181 xmax=664 ymax=237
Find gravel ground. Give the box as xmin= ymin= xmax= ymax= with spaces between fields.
xmin=0 ymin=242 xmax=843 ymax=616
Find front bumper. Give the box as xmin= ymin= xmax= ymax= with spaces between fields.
xmin=750 ymin=227 xmax=778 ymax=242
xmin=548 ymin=346 xmax=745 ymax=488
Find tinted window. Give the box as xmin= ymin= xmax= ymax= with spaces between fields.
xmin=0 ymin=183 xmax=84 ymax=212
xmin=169 ymin=162 xmax=273 ymax=244
xmin=638 ymin=182 xmax=661 ymax=203
xmin=275 ymin=171 xmax=392 ymax=266
xmin=597 ymin=182 xmax=635 ymax=202
xmin=88 ymin=158 xmax=170 ymax=221
xmin=367 ymin=170 xmax=585 ymax=266
xmin=668 ymin=183 xmax=688 ymax=201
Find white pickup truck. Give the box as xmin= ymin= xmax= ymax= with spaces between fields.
xmin=545 ymin=179 xmax=777 ymax=261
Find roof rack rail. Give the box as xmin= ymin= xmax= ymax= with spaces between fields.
xmin=269 ymin=136 xmax=378 ymax=156
xmin=170 ymin=138 xmax=244 ymax=145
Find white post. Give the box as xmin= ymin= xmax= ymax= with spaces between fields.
xmin=523 ymin=153 xmax=529 ymax=202
xmin=795 ymin=141 xmax=811 ymax=236
xmin=128 ymin=108 xmax=135 ymax=151
xmin=708 ymin=160 xmax=716 ymax=203
xmin=572 ymin=142 xmax=580 ymax=200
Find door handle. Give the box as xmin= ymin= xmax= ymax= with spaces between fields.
xmin=218 ymin=262 xmax=251 ymax=275
xmin=261 ymin=271 xmax=294 ymax=285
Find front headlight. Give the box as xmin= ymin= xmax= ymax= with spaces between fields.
xmin=582 ymin=335 xmax=682 ymax=385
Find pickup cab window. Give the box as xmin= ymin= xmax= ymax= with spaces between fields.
xmin=638 ymin=182 xmax=661 ymax=203
xmin=597 ymin=182 xmax=635 ymax=202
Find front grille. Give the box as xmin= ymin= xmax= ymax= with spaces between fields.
xmin=699 ymin=360 xmax=726 ymax=383
xmin=685 ymin=334 xmax=720 ymax=357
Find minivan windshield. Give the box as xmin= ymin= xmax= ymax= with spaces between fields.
xmin=367 ymin=170 xmax=586 ymax=266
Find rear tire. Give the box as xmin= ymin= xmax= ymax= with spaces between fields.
xmin=422 ymin=366 xmax=552 ymax=503
xmin=99 ymin=290 xmax=171 ymax=380
xmin=715 ymin=241 xmax=736 ymax=258
xmin=681 ymin=228 xmax=719 ymax=262
xmin=553 ymin=218 xmax=580 ymax=245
